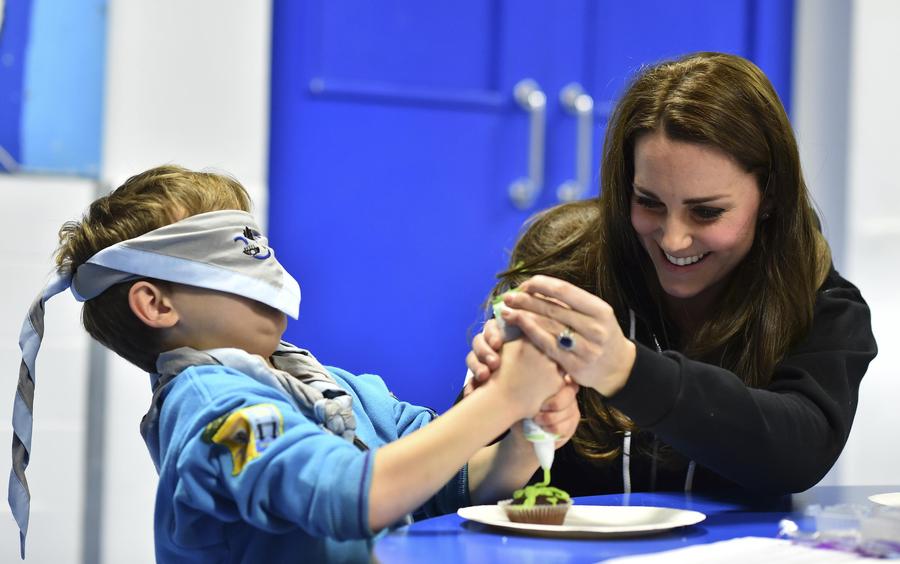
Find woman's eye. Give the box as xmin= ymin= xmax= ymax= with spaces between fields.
xmin=635 ymin=196 xmax=663 ymax=210
xmin=693 ymin=206 xmax=725 ymax=220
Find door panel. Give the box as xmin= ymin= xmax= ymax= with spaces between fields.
xmin=269 ymin=1 xmax=793 ymax=410
xmin=316 ymin=1 xmax=500 ymax=92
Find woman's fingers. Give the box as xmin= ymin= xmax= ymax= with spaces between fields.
xmin=530 ymin=381 xmax=581 ymax=444
xmin=534 ymin=384 xmax=578 ymax=431
xmin=503 ymin=282 xmax=615 ymax=347
xmin=539 ymin=380 xmax=578 ymax=413
xmin=501 ymin=291 xmax=633 ymax=394
xmin=501 ymin=307 xmax=583 ymax=376
xmin=517 ymin=275 xmax=613 ymax=320
xmin=503 ymin=290 xmax=592 ymax=338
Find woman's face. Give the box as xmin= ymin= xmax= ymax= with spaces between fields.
xmin=630 ymin=130 xmax=762 ymax=310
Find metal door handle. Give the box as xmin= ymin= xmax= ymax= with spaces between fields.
xmin=509 ymin=79 xmax=546 ymax=209
xmin=557 ymin=83 xmax=594 ymax=202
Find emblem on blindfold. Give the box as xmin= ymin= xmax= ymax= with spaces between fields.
xmin=234 ymin=227 xmax=272 ymax=260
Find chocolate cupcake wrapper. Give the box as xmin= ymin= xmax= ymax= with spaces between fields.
xmin=499 ymin=499 xmax=572 ymax=526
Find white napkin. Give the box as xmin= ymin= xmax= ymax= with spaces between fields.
xmin=601 ymin=537 xmax=875 ymax=563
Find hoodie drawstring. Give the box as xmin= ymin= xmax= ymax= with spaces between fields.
xmin=624 ymin=308 xmax=696 ymax=494
xmin=623 ymin=310 xmax=636 ymax=494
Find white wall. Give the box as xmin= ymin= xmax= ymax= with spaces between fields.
xmin=1 ymin=2 xmax=272 ymax=564
xmin=836 ymin=0 xmax=900 ymax=486
xmin=795 ymin=0 xmax=900 ymax=487
xmin=102 ymin=1 xmax=272 ymax=212
xmin=99 ymin=2 xmax=272 ymax=563
xmin=793 ymin=0 xmax=852 ymax=272
xmin=0 ymin=175 xmax=95 ymax=562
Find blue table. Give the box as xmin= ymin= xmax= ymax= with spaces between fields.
xmin=374 ymin=485 xmax=897 ymax=563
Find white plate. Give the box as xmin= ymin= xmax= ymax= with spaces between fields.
xmin=869 ymin=492 xmax=900 ymax=507
xmin=457 ymin=505 xmax=706 ymax=538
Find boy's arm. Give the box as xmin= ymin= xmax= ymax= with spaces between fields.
xmin=368 ymin=339 xmax=562 ymax=531
xmin=465 ymin=379 xmax=579 ymax=505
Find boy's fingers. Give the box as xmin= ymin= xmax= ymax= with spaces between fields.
xmin=483 ymin=319 xmax=504 ymax=350
xmin=472 ymin=333 xmax=500 ymax=370
xmin=465 ymin=351 xmax=490 ymax=383
xmin=511 ymin=339 xmax=564 ymax=403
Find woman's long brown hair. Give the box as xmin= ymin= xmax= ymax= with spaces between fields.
xmin=498 ymin=53 xmax=832 ymax=464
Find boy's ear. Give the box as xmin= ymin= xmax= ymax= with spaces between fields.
xmin=128 ymin=281 xmax=179 ymax=328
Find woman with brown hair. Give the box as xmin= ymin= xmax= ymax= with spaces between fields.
xmin=467 ymin=52 xmax=877 ymax=496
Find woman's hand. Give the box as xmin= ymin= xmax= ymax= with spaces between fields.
xmin=534 ymin=379 xmax=581 ymax=449
xmin=500 ymin=275 xmax=636 ymax=397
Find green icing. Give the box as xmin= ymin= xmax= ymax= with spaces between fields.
xmin=512 ymin=468 xmax=571 ymax=507
xmin=491 ymin=288 xmax=524 ymax=323
xmin=491 ymin=287 xmax=521 ymax=307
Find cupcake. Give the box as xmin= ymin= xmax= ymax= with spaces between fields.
xmin=500 ymin=479 xmax=571 ymax=525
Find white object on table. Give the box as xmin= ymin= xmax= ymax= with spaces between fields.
xmin=601 ymin=536 xmax=875 ymax=563
xmin=869 ymin=492 xmax=900 ymax=507
xmin=457 ymin=504 xmax=705 ymax=538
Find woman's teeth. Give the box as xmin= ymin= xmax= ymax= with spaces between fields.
xmin=664 ymin=251 xmax=707 ymax=266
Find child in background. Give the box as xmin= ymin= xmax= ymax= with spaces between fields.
xmin=490 ymin=199 xmax=601 ymax=301
xmin=460 ymin=201 xmax=599 ymax=493
xmin=10 ymin=165 xmax=576 ymax=563
xmin=466 ymin=199 xmax=601 ymax=391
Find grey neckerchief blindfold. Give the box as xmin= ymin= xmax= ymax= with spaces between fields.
xmin=141 ymin=343 xmax=362 ymax=472
xmin=9 ymin=209 xmax=301 ymax=558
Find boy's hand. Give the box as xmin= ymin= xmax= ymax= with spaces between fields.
xmin=464 ymin=292 xmax=569 ymax=395
xmin=464 ymin=319 xmax=504 ymax=394
xmin=489 ymin=339 xmax=565 ymax=418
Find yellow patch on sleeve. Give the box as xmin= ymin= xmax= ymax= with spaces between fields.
xmin=202 ymin=403 xmax=284 ymax=475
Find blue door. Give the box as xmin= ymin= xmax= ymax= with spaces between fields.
xmin=269 ymin=0 xmax=793 ymax=410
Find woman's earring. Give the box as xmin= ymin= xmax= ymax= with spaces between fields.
xmin=761 ymin=212 xmax=771 ymax=220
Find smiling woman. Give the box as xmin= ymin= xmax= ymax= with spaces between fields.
xmin=466 ymin=52 xmax=877 ymax=497
xmin=630 ymin=131 xmax=763 ymax=326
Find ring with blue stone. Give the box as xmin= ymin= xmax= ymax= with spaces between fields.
xmin=557 ymin=327 xmax=576 ymax=351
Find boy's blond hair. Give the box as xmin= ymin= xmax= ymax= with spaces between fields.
xmin=56 ymin=165 xmax=252 ymax=371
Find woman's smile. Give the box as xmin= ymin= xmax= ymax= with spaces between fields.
xmin=662 ymin=249 xmax=710 ymax=267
